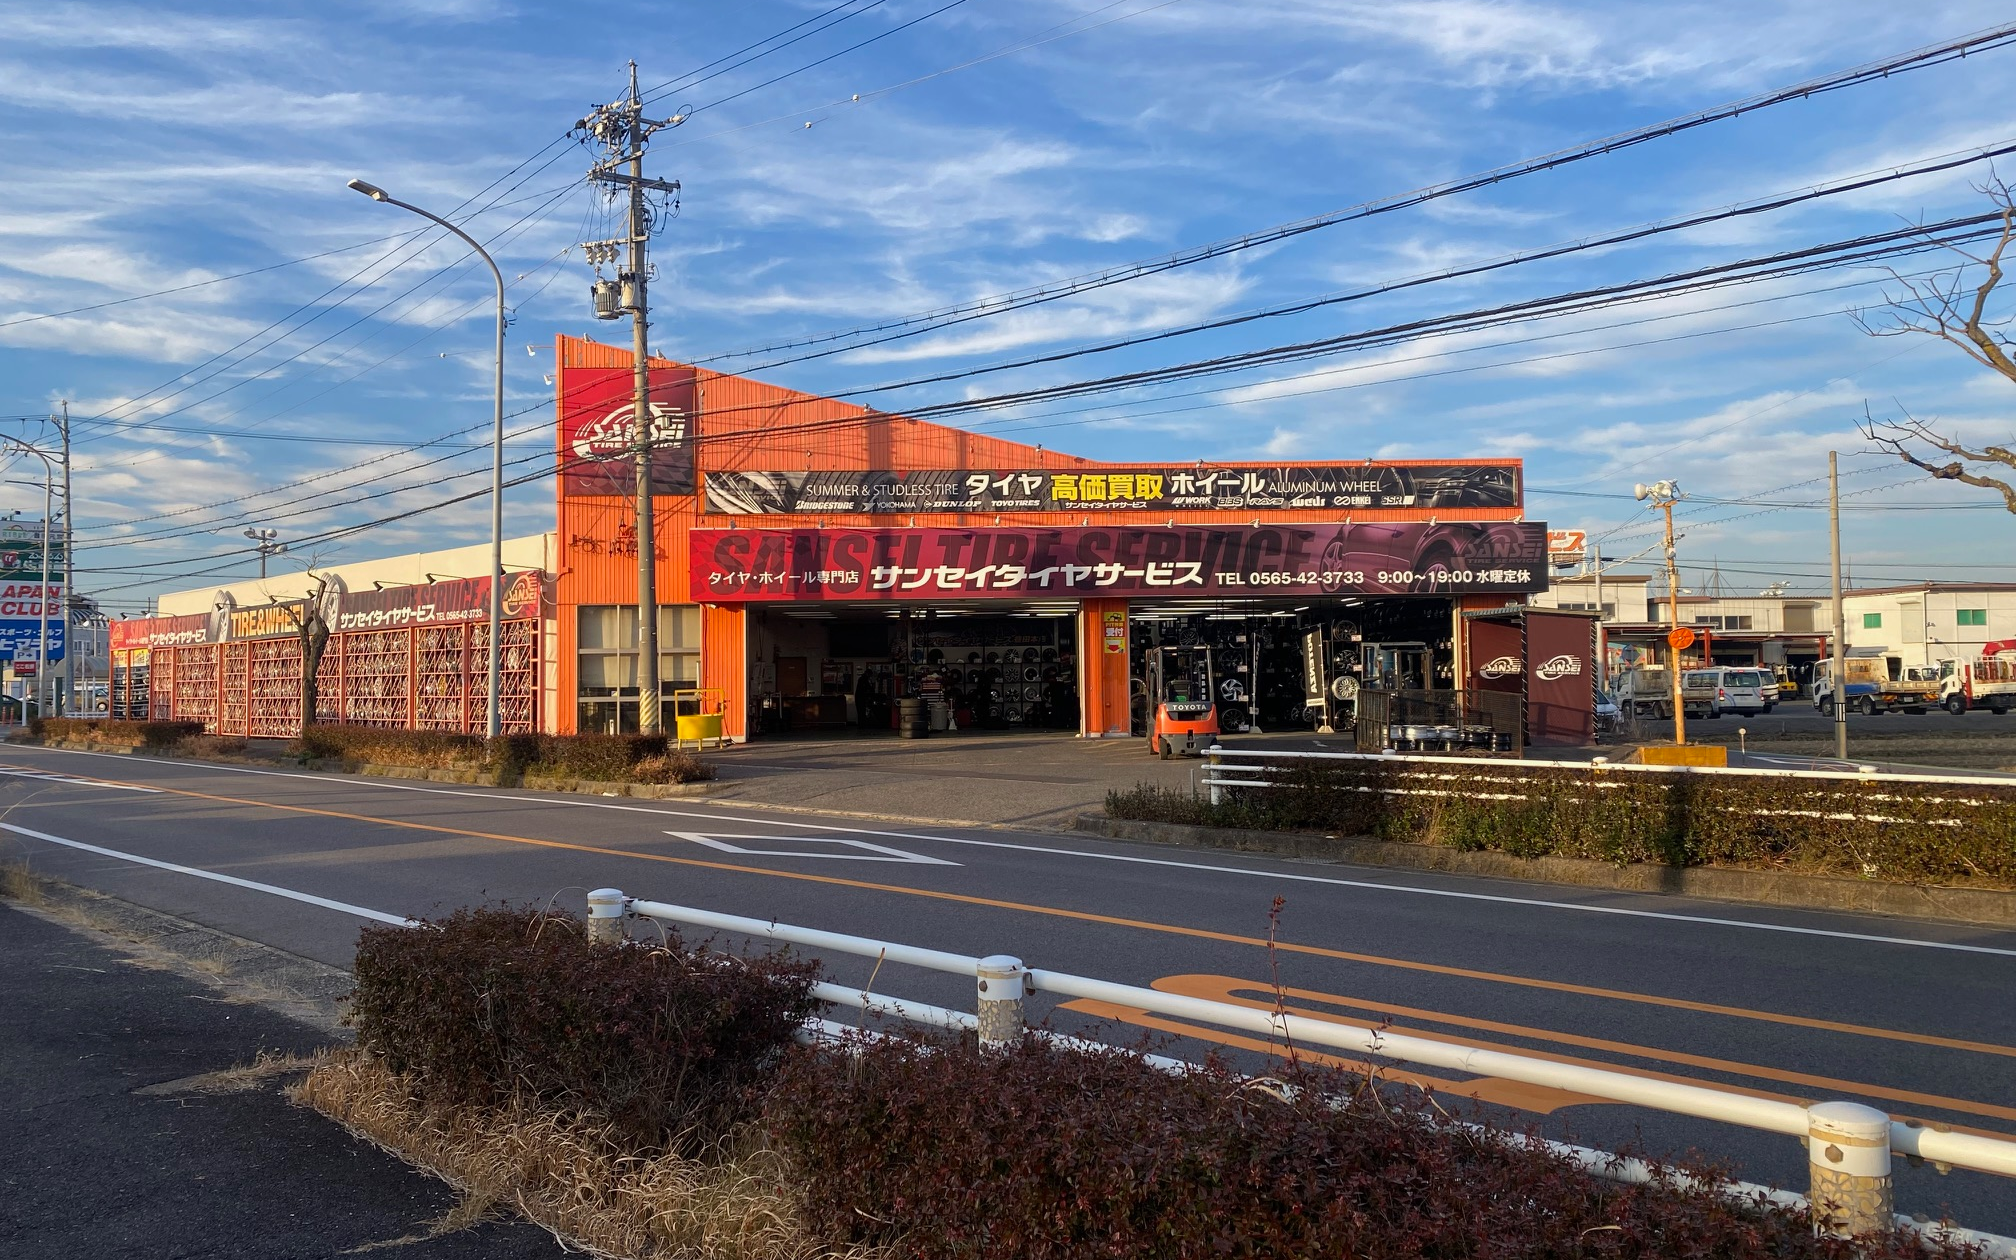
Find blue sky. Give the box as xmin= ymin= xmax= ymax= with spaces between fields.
xmin=2 ymin=0 xmax=2013 ymax=613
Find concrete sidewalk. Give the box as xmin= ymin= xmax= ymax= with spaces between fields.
xmin=0 ymin=897 xmax=558 ymax=1259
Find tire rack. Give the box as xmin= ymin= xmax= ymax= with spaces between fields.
xmin=146 ymin=619 xmax=538 ymax=737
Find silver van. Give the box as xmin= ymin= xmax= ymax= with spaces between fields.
xmin=1712 ymin=667 xmax=1771 ymax=717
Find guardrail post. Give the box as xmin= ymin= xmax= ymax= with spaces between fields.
xmin=1808 ymin=1102 xmax=1893 ymax=1239
xmin=976 ymin=954 xmax=1027 ymax=1049
xmin=586 ymin=887 xmax=627 ymax=946
xmin=1206 ymin=744 xmax=1223 ymax=805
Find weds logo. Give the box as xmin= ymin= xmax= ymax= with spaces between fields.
xmin=1478 ymin=655 xmax=1522 ymax=679
xmin=570 ymin=402 xmax=688 ymax=462
xmin=1536 ymin=654 xmax=1582 ymax=680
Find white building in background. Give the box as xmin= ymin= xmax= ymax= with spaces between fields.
xmin=1840 ymin=583 xmax=2016 ymax=671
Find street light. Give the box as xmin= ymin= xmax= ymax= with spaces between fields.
xmin=348 ymin=177 xmax=508 ymax=738
xmin=244 ymin=526 xmax=286 ymax=579
xmin=1634 ymin=480 xmax=1686 ymax=746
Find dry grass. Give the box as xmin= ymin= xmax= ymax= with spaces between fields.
xmin=0 ymin=859 xmax=49 ymax=907
xmin=135 ymin=1048 xmax=320 ymax=1097
xmin=293 ymin=1049 xmax=890 ymax=1260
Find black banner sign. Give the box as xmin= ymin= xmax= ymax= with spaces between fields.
xmin=703 ymin=463 xmax=1521 ymax=515
xmin=690 ymin=521 xmax=1548 ymax=602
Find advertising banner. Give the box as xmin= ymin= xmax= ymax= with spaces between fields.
xmin=704 ymin=462 xmax=1521 ymax=515
xmin=690 ymin=521 xmax=1547 ymax=603
xmin=108 ymin=573 xmax=543 ymax=649
xmin=558 ymin=365 xmax=698 ymax=497
xmin=0 ymin=522 xmax=63 ymax=579
xmin=0 ymin=618 xmax=64 ymax=662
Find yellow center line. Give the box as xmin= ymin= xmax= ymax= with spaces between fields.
xmin=33 ymin=763 xmax=2016 ymax=1065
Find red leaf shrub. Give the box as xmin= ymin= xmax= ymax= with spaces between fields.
xmin=29 ymin=717 xmax=203 ymax=749
xmin=351 ymin=906 xmax=819 ymax=1150
xmin=293 ymin=724 xmax=485 ymax=768
xmin=768 ymin=1036 xmax=1973 ymax=1259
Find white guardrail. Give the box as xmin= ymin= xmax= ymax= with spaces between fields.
xmin=586 ymin=890 xmax=2016 ymax=1254
xmin=1198 ymin=745 xmax=2016 ymax=794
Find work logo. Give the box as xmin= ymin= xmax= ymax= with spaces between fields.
xmin=1479 ymin=655 xmax=1522 ymax=679
xmin=1536 ymin=654 xmax=1582 ymax=680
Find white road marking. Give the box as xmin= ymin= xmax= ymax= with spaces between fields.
xmin=670 ymin=830 xmax=958 ymax=865
xmin=0 ymin=821 xmax=414 ymax=926
xmin=0 ymin=765 xmax=162 ymax=793
xmin=16 ymin=746 xmax=2016 ymax=958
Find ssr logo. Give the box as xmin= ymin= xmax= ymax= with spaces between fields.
xmin=1478 ymin=655 xmax=1522 ymax=679
xmin=1536 ymin=654 xmax=1582 ymax=680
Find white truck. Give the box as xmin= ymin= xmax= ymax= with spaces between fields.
xmin=1812 ymin=650 xmax=1942 ymax=716
xmin=1615 ymin=665 xmax=1716 ymax=720
xmin=1939 ymin=641 xmax=2016 ymax=715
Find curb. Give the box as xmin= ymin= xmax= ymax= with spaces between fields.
xmin=1073 ymin=814 xmax=2016 ymax=928
xmin=0 ymin=867 xmax=354 ymax=1032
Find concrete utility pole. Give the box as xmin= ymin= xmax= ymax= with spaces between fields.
xmin=1636 ymin=480 xmax=1685 ymax=745
xmin=57 ymin=402 xmax=72 ymax=717
xmin=1829 ymin=450 xmax=1848 ymax=760
xmin=577 ymin=64 xmax=683 ymax=734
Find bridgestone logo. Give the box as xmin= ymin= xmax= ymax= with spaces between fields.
xmin=1536 ymin=654 xmax=1582 ymax=680
xmin=1479 ymin=655 xmax=1522 ymax=679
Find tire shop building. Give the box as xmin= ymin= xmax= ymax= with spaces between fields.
xmin=110 ymin=335 xmax=1589 ymax=746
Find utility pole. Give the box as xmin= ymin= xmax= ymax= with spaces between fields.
xmin=1635 ymin=480 xmax=1685 ymax=745
xmin=57 ymin=401 xmax=72 ymax=718
xmin=1829 ymin=451 xmax=1848 ymax=761
xmin=577 ymin=64 xmax=683 ymax=735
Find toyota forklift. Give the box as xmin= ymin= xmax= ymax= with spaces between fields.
xmin=1146 ymin=644 xmax=1221 ymax=758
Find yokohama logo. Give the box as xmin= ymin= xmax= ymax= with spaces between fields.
xmin=1536 ymin=654 xmax=1582 ymax=680
xmin=1479 ymin=655 xmax=1522 ymax=679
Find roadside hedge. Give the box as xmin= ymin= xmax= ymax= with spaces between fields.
xmin=1107 ymin=759 xmax=2016 ymax=886
xmin=768 ymin=1035 xmax=1964 ymax=1259
xmin=289 ymin=726 xmax=716 ymax=784
xmin=350 ymin=906 xmax=817 ymax=1150
xmin=28 ymin=716 xmax=204 ymax=749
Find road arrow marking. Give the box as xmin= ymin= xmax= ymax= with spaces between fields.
xmin=666 ymin=830 xmax=958 ymax=865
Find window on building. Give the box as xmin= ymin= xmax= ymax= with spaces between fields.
xmin=1958 ymin=608 xmax=1988 ymax=627
xmin=1556 ymin=602 xmax=1617 ymax=618
xmin=1862 ymin=613 xmax=1883 ymax=629
xmin=576 ymin=605 xmax=702 ymax=734
xmin=1696 ymin=615 xmax=1754 ymax=630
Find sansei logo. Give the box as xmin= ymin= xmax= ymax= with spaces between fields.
xmin=1479 ymin=655 xmax=1522 ymax=679
xmin=1536 ymin=654 xmax=1582 ymax=680
xmin=570 ymin=402 xmax=687 ymax=462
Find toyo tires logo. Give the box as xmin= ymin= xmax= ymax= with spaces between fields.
xmin=1479 ymin=655 xmax=1522 ymax=679
xmin=1536 ymin=654 xmax=1582 ymax=680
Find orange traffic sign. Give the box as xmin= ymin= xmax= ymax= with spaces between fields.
xmin=1667 ymin=627 xmax=1697 ymax=650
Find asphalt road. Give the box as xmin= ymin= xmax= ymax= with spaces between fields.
xmin=2 ymin=743 xmax=2013 ymax=1233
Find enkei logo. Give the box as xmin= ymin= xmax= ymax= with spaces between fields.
xmin=571 ymin=403 xmax=687 ymax=461
xmin=1536 ymin=654 xmax=1582 ymax=680
xmin=1479 ymin=655 xmax=1522 ymax=679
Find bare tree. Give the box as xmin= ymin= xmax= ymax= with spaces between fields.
xmin=273 ymin=572 xmax=334 ymax=731
xmin=1855 ymin=178 xmax=2016 ymax=513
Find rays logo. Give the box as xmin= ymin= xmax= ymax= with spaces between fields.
xmin=1536 ymin=654 xmax=1582 ymax=680
xmin=1479 ymin=655 xmax=1521 ymax=679
xmin=571 ymin=402 xmax=688 ymax=462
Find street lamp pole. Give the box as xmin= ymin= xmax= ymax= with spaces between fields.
xmin=348 ymin=178 xmax=508 ymax=739
xmin=4 ymin=441 xmax=59 ymax=719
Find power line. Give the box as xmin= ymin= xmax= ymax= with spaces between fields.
xmin=691 ymin=20 xmax=2016 ymax=370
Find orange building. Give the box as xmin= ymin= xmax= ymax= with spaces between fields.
xmin=110 ymin=336 xmax=1559 ymax=744
xmin=551 ymin=336 xmax=1547 ymax=743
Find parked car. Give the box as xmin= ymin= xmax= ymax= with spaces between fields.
xmin=1710 ymin=667 xmax=1772 ymax=717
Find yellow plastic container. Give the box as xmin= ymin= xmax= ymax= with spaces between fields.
xmin=675 ymin=712 xmax=724 ymax=744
